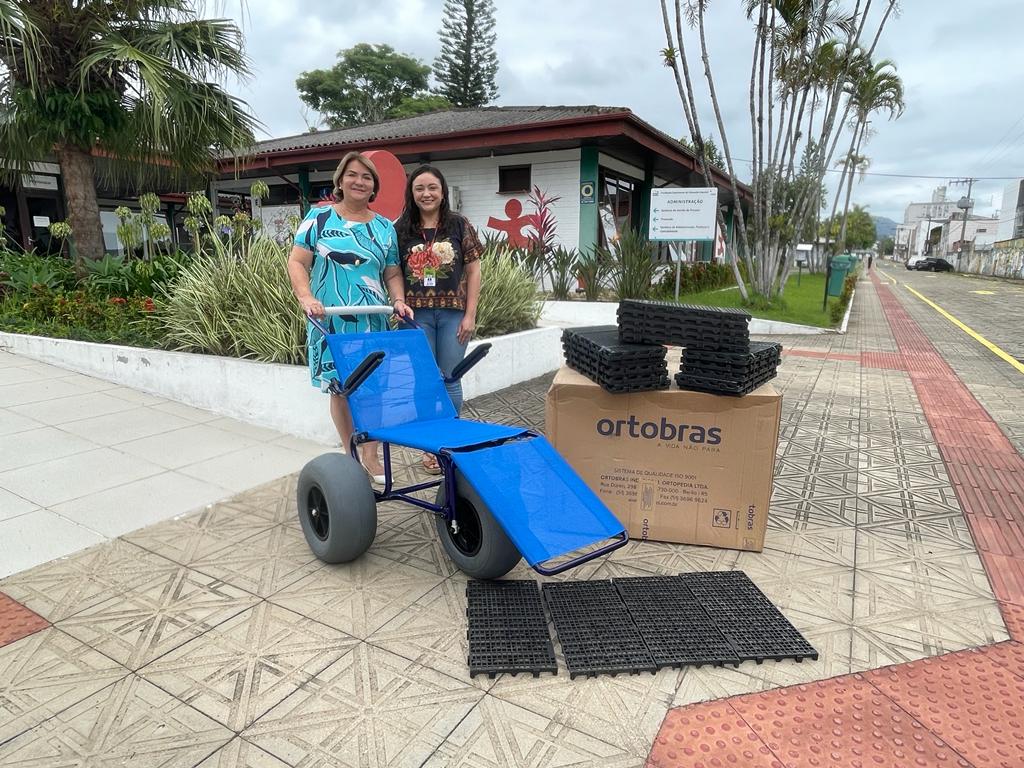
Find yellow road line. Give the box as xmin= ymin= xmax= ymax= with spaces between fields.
xmin=902 ymin=284 xmax=1024 ymax=374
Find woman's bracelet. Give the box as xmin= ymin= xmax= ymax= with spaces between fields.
xmin=393 ymin=298 xmax=406 ymax=307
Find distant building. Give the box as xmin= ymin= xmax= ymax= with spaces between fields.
xmin=997 ymin=179 xmax=1024 ymax=242
xmin=903 ymin=186 xmax=959 ymax=226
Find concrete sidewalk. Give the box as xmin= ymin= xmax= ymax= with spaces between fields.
xmin=0 ymin=268 xmax=1021 ymax=766
xmin=0 ymin=351 xmax=329 ymax=578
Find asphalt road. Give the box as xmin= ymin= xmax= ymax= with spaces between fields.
xmin=874 ymin=260 xmax=1024 ymax=454
xmin=876 ymin=262 xmax=1024 ymax=364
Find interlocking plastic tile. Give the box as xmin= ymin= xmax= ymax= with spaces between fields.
xmin=617 ymin=300 xmax=751 ymax=351
xmin=866 ymin=650 xmax=1024 ymax=767
xmin=730 ymin=674 xmax=972 ymax=768
xmin=0 ymin=591 xmax=49 ymax=647
xmin=682 ymin=341 xmax=782 ymax=374
xmin=562 ymin=326 xmax=670 ymax=393
xmin=648 ymin=699 xmax=785 ymax=768
xmin=682 ymin=571 xmax=818 ymax=663
xmin=542 ymin=581 xmax=656 ymax=678
xmin=614 ymin=576 xmax=739 ymax=669
xmin=675 ymin=365 xmax=779 ymax=396
xmin=466 ymin=580 xmax=556 ymax=678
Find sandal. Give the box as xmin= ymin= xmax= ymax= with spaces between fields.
xmin=421 ymin=454 xmax=443 ymax=475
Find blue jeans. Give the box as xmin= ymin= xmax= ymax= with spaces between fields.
xmin=417 ymin=308 xmax=469 ymax=413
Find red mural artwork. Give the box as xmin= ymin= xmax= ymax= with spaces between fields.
xmin=486 ymin=199 xmax=534 ymax=247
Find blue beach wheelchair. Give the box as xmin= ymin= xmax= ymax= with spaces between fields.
xmin=298 ymin=305 xmax=628 ymax=579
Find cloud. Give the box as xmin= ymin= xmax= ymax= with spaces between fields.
xmin=213 ymin=0 xmax=1023 ymax=220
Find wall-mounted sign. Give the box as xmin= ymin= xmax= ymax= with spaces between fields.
xmin=580 ymin=181 xmax=596 ymax=205
xmin=22 ymin=174 xmax=58 ymax=191
xmin=32 ymin=215 xmax=51 ymax=227
xmin=649 ymin=187 xmax=718 ymax=242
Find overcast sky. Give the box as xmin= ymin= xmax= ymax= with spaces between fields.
xmin=219 ymin=0 xmax=1024 ymax=224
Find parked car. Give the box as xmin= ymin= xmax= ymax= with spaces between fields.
xmin=917 ymin=257 xmax=955 ymax=272
xmin=905 ymin=255 xmax=925 ymax=270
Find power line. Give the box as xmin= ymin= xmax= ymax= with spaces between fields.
xmin=731 ymin=159 xmax=1023 ymax=181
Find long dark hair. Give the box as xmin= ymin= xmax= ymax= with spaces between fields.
xmin=395 ymin=164 xmax=453 ymax=239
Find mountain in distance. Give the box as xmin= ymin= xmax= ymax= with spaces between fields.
xmin=872 ymin=215 xmax=898 ymax=239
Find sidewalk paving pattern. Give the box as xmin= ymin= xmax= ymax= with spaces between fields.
xmin=0 ymin=268 xmax=1020 ymax=766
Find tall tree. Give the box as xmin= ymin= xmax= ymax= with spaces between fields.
xmin=659 ymin=0 xmax=900 ymax=300
xmin=297 ymin=43 xmax=446 ymax=129
xmin=433 ymin=0 xmax=499 ymax=108
xmin=0 ymin=0 xmax=258 ymax=265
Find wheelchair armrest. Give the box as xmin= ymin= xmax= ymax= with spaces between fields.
xmin=340 ymin=351 xmax=385 ymax=396
xmin=446 ymin=343 xmax=491 ymax=383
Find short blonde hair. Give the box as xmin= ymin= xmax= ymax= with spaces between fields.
xmin=333 ymin=151 xmax=380 ymax=202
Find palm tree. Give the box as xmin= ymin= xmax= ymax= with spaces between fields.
xmin=0 ymin=0 xmax=259 ymax=265
xmin=835 ymin=57 xmax=903 ymax=244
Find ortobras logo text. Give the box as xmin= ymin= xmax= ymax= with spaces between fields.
xmin=595 ymin=416 xmax=722 ymax=445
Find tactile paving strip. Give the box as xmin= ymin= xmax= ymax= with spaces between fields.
xmin=682 ymin=571 xmax=818 ymax=663
xmin=542 ymin=581 xmax=657 ymax=678
xmin=466 ymin=580 xmax=557 ymax=678
xmin=0 ymin=591 xmax=49 ymax=648
xmin=613 ymin=576 xmax=740 ymax=669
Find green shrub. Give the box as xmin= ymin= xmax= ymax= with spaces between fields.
xmin=609 ymin=229 xmax=660 ymax=300
xmin=654 ymin=260 xmax=734 ymax=299
xmin=0 ymin=250 xmax=75 ymax=294
xmin=155 ymin=238 xmax=305 ymax=363
xmin=1 ymin=287 xmax=161 ymax=346
xmin=547 ymin=246 xmax=578 ymax=301
xmin=475 ymin=244 xmax=541 ymax=338
xmin=576 ymin=246 xmax=612 ymax=301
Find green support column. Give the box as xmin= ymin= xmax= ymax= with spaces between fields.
xmin=578 ymin=146 xmax=599 ymax=254
xmin=298 ymin=167 xmax=312 ymax=214
xmin=638 ymin=161 xmax=654 ymax=239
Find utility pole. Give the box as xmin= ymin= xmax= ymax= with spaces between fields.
xmin=951 ymin=178 xmax=976 ymax=266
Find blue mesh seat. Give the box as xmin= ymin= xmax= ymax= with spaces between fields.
xmin=325 ymin=327 xmax=626 ymax=572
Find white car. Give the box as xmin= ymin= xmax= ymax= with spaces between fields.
xmin=905 ymin=255 xmax=926 ymax=270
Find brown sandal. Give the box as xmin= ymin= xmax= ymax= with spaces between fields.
xmin=421 ymin=454 xmax=443 ymax=475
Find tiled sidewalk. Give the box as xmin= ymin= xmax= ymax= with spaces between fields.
xmin=650 ymin=269 xmax=1024 ymax=767
xmin=0 ymin=269 xmax=1018 ymax=766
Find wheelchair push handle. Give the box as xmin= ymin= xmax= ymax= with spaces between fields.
xmin=305 ymin=304 xmax=419 ymax=334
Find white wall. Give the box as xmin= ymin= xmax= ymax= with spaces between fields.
xmin=410 ymin=149 xmax=582 ymax=249
xmin=998 ymin=179 xmax=1023 ymax=242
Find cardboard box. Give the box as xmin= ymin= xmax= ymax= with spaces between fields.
xmin=545 ymin=366 xmax=781 ymax=551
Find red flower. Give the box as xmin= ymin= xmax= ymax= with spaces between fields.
xmin=109 ymin=297 xmax=127 ymax=305
xmin=143 ymin=298 xmax=155 ymax=312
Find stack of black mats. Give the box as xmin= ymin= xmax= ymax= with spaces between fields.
xmin=562 ymin=325 xmax=669 ymax=393
xmin=679 ymin=341 xmax=782 ymax=396
xmin=617 ymin=299 xmax=781 ymax=396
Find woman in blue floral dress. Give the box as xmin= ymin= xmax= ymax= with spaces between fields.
xmin=287 ymin=152 xmax=413 ymax=482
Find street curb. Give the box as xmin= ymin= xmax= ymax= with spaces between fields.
xmin=839 ymin=289 xmax=856 ymax=334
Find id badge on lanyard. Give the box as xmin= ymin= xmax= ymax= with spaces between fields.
xmin=421 ymin=228 xmax=437 ymax=287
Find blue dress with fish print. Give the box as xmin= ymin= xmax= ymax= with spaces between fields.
xmin=293 ymin=205 xmax=399 ymax=389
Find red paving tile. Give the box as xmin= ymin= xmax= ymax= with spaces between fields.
xmin=650 ymin=274 xmax=1024 ymax=767
xmin=997 ymin=601 xmax=1024 ymax=641
xmin=646 ymin=699 xmax=784 ymax=768
xmin=0 ymin=591 xmax=48 ymax=648
xmin=866 ymin=651 xmax=1024 ymax=767
xmin=861 ymin=351 xmax=906 ymax=370
xmin=730 ymin=674 xmax=972 ymax=768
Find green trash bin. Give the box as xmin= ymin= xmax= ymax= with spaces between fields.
xmin=827 ymin=257 xmax=851 ymax=297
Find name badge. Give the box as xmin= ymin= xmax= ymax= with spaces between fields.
xmin=423 ymin=267 xmax=436 ymax=287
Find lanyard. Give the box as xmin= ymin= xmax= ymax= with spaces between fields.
xmin=420 ymin=226 xmax=437 ymax=256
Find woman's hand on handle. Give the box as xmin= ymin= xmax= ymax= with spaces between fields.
xmin=299 ymin=295 xmax=325 ymax=319
xmin=393 ymin=298 xmax=415 ymax=321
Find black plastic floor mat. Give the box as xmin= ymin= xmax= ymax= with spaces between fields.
xmin=681 ymin=571 xmax=819 ymax=663
xmin=542 ymin=581 xmax=657 ymax=678
xmin=466 ymin=580 xmax=557 ymax=678
xmin=613 ymin=576 xmax=740 ymax=669
xmin=617 ymin=300 xmax=752 ymax=351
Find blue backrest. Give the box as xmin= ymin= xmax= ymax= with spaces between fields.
xmin=325 ymin=329 xmax=457 ymax=431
